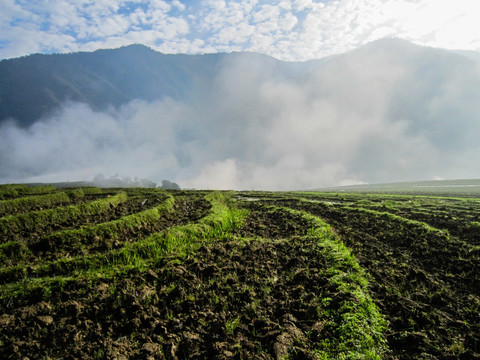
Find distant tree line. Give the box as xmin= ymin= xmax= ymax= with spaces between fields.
xmin=160 ymin=180 xmax=180 ymax=190
xmin=92 ymin=174 xmax=180 ymax=189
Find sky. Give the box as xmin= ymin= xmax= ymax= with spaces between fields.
xmin=1 ymin=0 xmax=480 ymax=61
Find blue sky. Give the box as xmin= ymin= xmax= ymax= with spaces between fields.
xmin=1 ymin=0 xmax=479 ymax=61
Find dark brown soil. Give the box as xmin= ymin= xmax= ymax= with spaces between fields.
xmin=1 ymin=235 xmax=337 ymax=359
xmin=234 ymin=201 xmax=313 ymax=239
xmin=2 ymin=191 xmax=480 ymax=359
xmin=0 ymin=196 xmax=212 ymax=283
xmin=279 ymin=198 xmax=480 ymax=360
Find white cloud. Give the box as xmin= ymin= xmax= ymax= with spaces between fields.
xmin=184 ymin=159 xmax=241 ymax=190
xmin=1 ymin=0 xmax=480 ymax=60
xmin=172 ymin=0 xmax=186 ymax=12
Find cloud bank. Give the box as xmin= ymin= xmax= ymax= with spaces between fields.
xmin=1 ymin=41 xmax=480 ymax=190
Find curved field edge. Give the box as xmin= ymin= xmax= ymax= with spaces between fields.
xmin=0 ymin=194 xmax=176 ymax=284
xmin=277 ymin=194 xmax=479 ymax=358
xmin=0 ymin=191 xmax=74 ymax=217
xmin=0 ymin=185 xmax=57 ymax=200
xmin=299 ymin=198 xmax=452 ymax=242
xmin=0 ymin=192 xmax=246 ymax=311
xmin=0 ymin=191 xmax=128 ymax=239
xmin=31 ymin=192 xmax=176 ymax=255
xmin=267 ymin=205 xmax=388 ymax=359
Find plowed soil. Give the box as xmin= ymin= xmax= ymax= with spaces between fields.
xmin=1 ymin=200 xmax=338 ymax=359
xmin=1 ymin=189 xmax=480 ymax=359
xmin=271 ymin=196 xmax=480 ymax=360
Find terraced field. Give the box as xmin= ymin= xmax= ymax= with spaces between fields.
xmin=0 ymin=185 xmax=479 ymax=359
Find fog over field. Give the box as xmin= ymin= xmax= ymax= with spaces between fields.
xmin=1 ymin=39 xmax=480 ymax=190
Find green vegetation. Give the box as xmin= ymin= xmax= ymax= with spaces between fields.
xmin=0 ymin=187 xmax=479 ymax=359
xmin=0 ymin=191 xmax=127 ymax=240
xmin=36 ymin=193 xmax=175 ymax=255
xmin=275 ymin=206 xmax=387 ymax=359
xmin=0 ymin=191 xmax=246 ymax=306
xmin=0 ymin=184 xmax=56 ymax=200
xmin=0 ymin=191 xmax=74 ymax=217
xmin=153 ymin=191 xmax=247 ymax=256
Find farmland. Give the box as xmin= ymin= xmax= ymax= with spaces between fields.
xmin=0 ymin=185 xmax=479 ymax=359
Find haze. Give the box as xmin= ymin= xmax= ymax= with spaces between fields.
xmin=1 ymin=39 xmax=480 ymax=190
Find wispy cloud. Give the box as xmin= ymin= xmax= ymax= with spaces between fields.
xmin=1 ymin=0 xmax=479 ymax=60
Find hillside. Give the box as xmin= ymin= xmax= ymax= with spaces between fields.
xmin=0 ymin=45 xmax=309 ymax=127
xmin=0 ymin=45 xmax=215 ymax=126
xmin=1 ymin=39 xmax=478 ymax=129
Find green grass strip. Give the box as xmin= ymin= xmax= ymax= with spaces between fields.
xmin=343 ymin=206 xmax=450 ymax=237
xmin=0 ymin=192 xmax=128 ymax=240
xmin=0 ymin=191 xmax=74 ymax=217
xmin=0 ymin=241 xmax=31 ymax=267
xmin=65 ymin=188 xmax=86 ymax=200
xmin=0 ymin=192 xmax=248 ymax=310
xmin=151 ymin=191 xmax=247 ymax=256
xmin=38 ymin=193 xmax=175 ymax=251
xmin=0 ymin=195 xmax=175 ymax=284
xmin=276 ymin=206 xmax=388 ymax=359
xmin=0 ymin=184 xmax=57 ymax=200
xmin=79 ymin=187 xmax=103 ymax=195
xmin=43 ymin=192 xmax=243 ymax=275
xmin=299 ymin=198 xmax=450 ymax=239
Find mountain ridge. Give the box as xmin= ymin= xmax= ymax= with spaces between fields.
xmin=2 ymin=39 xmax=478 ymax=127
xmin=1 ymin=44 xmax=322 ymax=126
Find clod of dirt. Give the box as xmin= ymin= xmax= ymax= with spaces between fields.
xmin=36 ymin=315 xmax=54 ymax=326
xmin=274 ymin=315 xmax=308 ymax=359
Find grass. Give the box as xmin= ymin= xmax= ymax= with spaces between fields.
xmin=275 ymin=206 xmax=388 ymax=359
xmin=147 ymin=191 xmax=248 ymax=258
xmin=0 ymin=191 xmax=127 ymax=240
xmin=0 ymin=184 xmax=57 ymax=200
xmin=0 ymin=191 xmax=248 ymax=310
xmin=37 ymin=193 xmax=175 ymax=253
xmin=343 ymin=206 xmax=450 ymax=238
xmin=225 ymin=316 xmax=241 ymax=335
xmin=0 ymin=191 xmax=74 ymax=217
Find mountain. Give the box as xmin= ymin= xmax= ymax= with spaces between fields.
xmin=1 ymin=39 xmax=480 ymax=189
xmin=1 ymin=39 xmax=478 ymax=128
xmin=0 ymin=45 xmax=315 ymax=127
xmin=0 ymin=45 xmax=216 ymax=126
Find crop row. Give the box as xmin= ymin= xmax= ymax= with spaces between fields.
xmin=0 ymin=191 xmax=128 ymax=242
xmin=269 ymin=195 xmax=479 ymax=359
xmin=0 ymin=192 xmax=73 ymax=217
xmin=0 ymin=192 xmax=242 ymax=310
xmin=261 ymin=204 xmax=388 ymax=358
xmin=2 ymin=189 xmax=479 ymax=359
xmin=0 ymin=190 xmax=393 ymax=359
xmin=0 ymin=188 xmax=177 ymax=268
xmin=31 ymin=193 xmax=175 ymax=258
xmin=0 ymin=184 xmax=57 ymax=200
